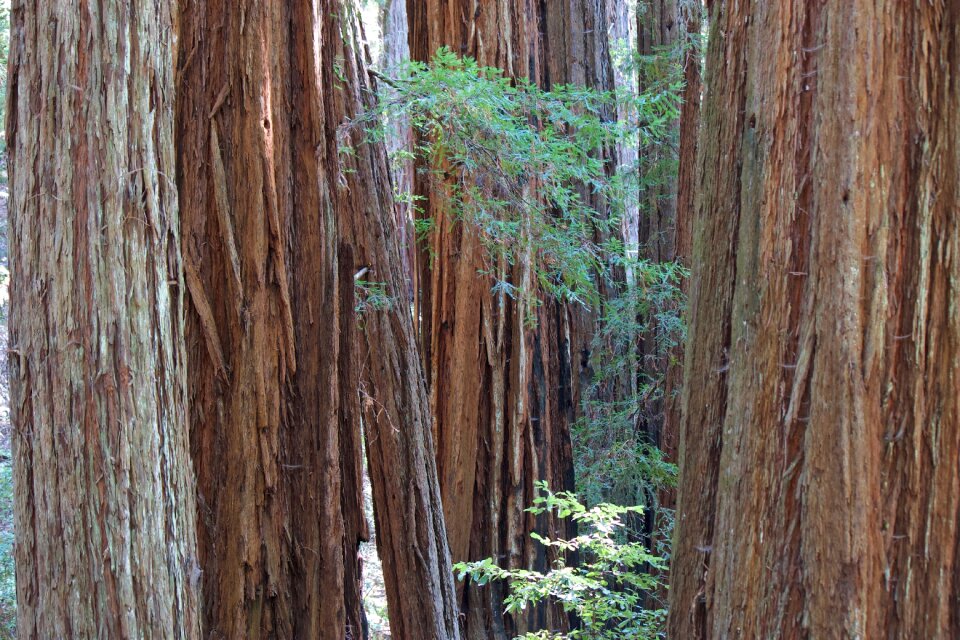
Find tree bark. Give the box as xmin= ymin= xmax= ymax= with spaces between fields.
xmin=607 ymin=0 xmax=639 ymax=272
xmin=669 ymin=1 xmax=960 ymax=638
xmin=340 ymin=13 xmax=463 ymax=640
xmin=176 ymin=2 xmax=368 ymax=638
xmin=176 ymin=2 xmax=458 ymax=638
xmin=6 ymin=1 xmax=201 ymax=638
xmin=377 ymin=0 xmax=416 ymax=303
xmin=633 ymin=1 xmax=681 ymax=527
xmin=408 ymin=2 xmax=615 ymax=637
xmin=637 ymin=0 xmax=703 ymax=513
xmin=637 ymin=0 xmax=680 ymax=266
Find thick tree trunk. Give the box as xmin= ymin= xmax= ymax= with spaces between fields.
xmin=6 ymin=2 xmax=201 ymax=638
xmin=176 ymin=2 xmax=458 ymax=638
xmin=176 ymin=3 xmax=368 ymax=636
xmin=408 ymin=2 xmax=614 ymax=638
xmin=669 ymin=2 xmax=960 ymax=638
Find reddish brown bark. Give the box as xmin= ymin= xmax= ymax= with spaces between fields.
xmin=339 ymin=14 xmax=463 ymax=640
xmin=653 ymin=0 xmax=703 ymax=502
xmin=6 ymin=1 xmax=201 ymax=637
xmin=637 ymin=0 xmax=680 ymax=266
xmin=408 ymin=2 xmax=615 ymax=638
xmin=176 ymin=2 xmax=459 ymax=638
xmin=669 ymin=2 xmax=960 ymax=638
xmin=377 ymin=0 xmax=417 ymax=300
xmin=175 ymin=2 xmax=364 ymax=638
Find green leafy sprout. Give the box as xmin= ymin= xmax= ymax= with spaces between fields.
xmin=455 ymin=483 xmax=667 ymax=640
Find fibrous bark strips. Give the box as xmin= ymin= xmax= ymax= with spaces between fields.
xmin=408 ymin=1 xmax=617 ymax=637
xmin=7 ymin=2 xmax=201 ymax=637
xmin=670 ymin=2 xmax=960 ymax=637
xmin=176 ymin=1 xmax=458 ymax=638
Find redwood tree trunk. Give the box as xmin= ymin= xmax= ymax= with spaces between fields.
xmin=339 ymin=14 xmax=463 ymax=640
xmin=669 ymin=2 xmax=960 ymax=638
xmin=634 ymin=1 xmax=681 ymax=522
xmin=638 ymin=0 xmax=703 ymax=510
xmin=6 ymin=1 xmax=201 ymax=637
xmin=377 ymin=0 xmax=416 ymax=300
xmin=637 ymin=0 xmax=680 ymax=266
xmin=408 ymin=2 xmax=615 ymax=637
xmin=176 ymin=2 xmax=457 ymax=637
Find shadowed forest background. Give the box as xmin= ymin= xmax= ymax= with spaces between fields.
xmin=1 ymin=1 xmax=958 ymax=639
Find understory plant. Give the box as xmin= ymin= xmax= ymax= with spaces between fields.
xmin=573 ymin=256 xmax=686 ymax=510
xmin=455 ymin=484 xmax=667 ymax=640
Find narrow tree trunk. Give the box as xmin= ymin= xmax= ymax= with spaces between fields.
xmin=6 ymin=2 xmax=201 ymax=637
xmin=607 ymin=0 xmax=639 ymax=275
xmin=661 ymin=0 xmax=702 ymax=458
xmin=339 ymin=13 xmax=463 ymax=640
xmin=176 ymin=2 xmax=368 ymax=637
xmin=637 ymin=0 xmax=680 ymax=265
xmin=377 ymin=0 xmax=416 ymax=304
xmin=633 ymin=2 xmax=681 ymax=533
xmin=669 ymin=2 xmax=960 ymax=637
xmin=408 ymin=2 xmax=615 ymax=637
xmin=636 ymin=0 xmax=703 ymax=515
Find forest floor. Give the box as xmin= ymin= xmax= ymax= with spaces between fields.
xmin=361 ymin=473 xmax=390 ymax=637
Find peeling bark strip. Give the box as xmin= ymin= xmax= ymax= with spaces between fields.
xmin=408 ymin=2 xmax=615 ymax=638
xmin=6 ymin=1 xmax=201 ymax=638
xmin=669 ymin=1 xmax=960 ymax=638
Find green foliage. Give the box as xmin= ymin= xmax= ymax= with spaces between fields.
xmin=347 ymin=47 xmax=681 ymax=310
xmin=455 ymin=483 xmax=666 ymax=640
xmin=355 ymin=279 xmax=393 ymax=314
xmin=573 ymin=258 xmax=686 ymax=510
xmin=0 ymin=456 xmax=14 ymax=639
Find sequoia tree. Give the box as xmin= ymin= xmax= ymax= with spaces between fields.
xmin=669 ymin=1 xmax=960 ymax=638
xmin=6 ymin=1 xmax=201 ymax=637
xmin=408 ymin=2 xmax=616 ymax=637
xmin=176 ymin=1 xmax=457 ymax=638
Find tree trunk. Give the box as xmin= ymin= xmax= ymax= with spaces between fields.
xmin=408 ymin=2 xmax=615 ymax=637
xmin=607 ymin=0 xmax=639 ymax=276
xmin=661 ymin=0 xmax=702 ymax=456
xmin=176 ymin=2 xmax=366 ymax=638
xmin=6 ymin=2 xmax=201 ymax=638
xmin=669 ymin=2 xmax=960 ymax=638
xmin=176 ymin=2 xmax=458 ymax=638
xmin=377 ymin=0 xmax=416 ymax=303
xmin=636 ymin=0 xmax=703 ymax=515
xmin=637 ymin=0 xmax=680 ymax=266
xmin=341 ymin=12 xmax=464 ymax=640
xmin=633 ymin=2 xmax=681 ymax=535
